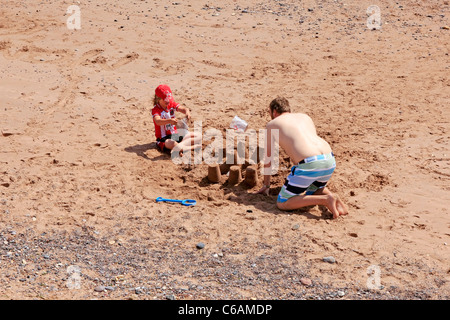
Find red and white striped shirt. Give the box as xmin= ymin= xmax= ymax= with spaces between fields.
xmin=151 ymin=102 xmax=179 ymax=139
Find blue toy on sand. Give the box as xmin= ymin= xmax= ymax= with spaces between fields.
xmin=156 ymin=197 xmax=196 ymax=206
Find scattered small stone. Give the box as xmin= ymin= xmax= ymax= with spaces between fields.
xmin=323 ymin=256 xmax=336 ymax=264
xmin=292 ymin=224 xmax=300 ymax=230
xmin=135 ymin=287 xmax=143 ymax=294
xmin=328 ymin=292 xmax=337 ymax=297
xmin=1 ymin=132 xmax=12 ymax=137
xmin=300 ymin=277 xmax=312 ymax=286
xmin=196 ymin=242 xmax=205 ymax=249
xmin=166 ymin=294 xmax=176 ymax=300
xmin=105 ymin=286 xmax=115 ymax=291
xmin=94 ymin=285 xmax=105 ymax=292
xmin=337 ymin=290 xmax=345 ymax=297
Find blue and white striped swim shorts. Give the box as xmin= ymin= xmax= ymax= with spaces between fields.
xmin=277 ymin=152 xmax=336 ymax=203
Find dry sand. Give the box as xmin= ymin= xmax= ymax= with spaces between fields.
xmin=0 ymin=0 xmax=449 ymax=300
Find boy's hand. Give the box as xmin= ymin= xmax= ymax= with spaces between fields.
xmin=170 ymin=118 xmax=178 ymax=125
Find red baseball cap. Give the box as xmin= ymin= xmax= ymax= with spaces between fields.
xmin=155 ymin=84 xmax=175 ymax=104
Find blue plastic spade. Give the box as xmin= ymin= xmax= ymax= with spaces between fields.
xmin=156 ymin=196 xmax=196 ymax=206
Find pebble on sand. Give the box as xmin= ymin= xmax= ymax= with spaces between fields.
xmin=323 ymin=256 xmax=336 ymax=264
xmin=300 ymin=277 xmax=312 ymax=286
xmin=94 ymin=285 xmax=105 ymax=292
xmin=196 ymin=242 xmax=205 ymax=249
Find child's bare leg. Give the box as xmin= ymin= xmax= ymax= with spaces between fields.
xmin=170 ymin=135 xmax=202 ymax=157
xmin=176 ymin=133 xmax=201 ymax=150
xmin=164 ymin=139 xmax=177 ymax=150
xmin=164 ymin=139 xmax=185 ymax=157
xmin=169 ymin=141 xmax=183 ymax=156
xmin=277 ymin=194 xmax=341 ymax=218
xmin=174 ymin=142 xmax=201 ymax=153
xmin=182 ymin=132 xmax=202 ymax=145
xmin=313 ymin=187 xmax=332 ymax=196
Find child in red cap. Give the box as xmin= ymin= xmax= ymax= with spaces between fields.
xmin=152 ymin=84 xmax=200 ymax=155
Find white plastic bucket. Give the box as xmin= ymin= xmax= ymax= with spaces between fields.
xmin=230 ymin=116 xmax=248 ymax=133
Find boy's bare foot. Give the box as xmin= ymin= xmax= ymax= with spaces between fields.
xmin=171 ymin=143 xmax=183 ymax=158
xmin=171 ymin=143 xmax=202 ymax=159
xmin=325 ymin=194 xmax=341 ymax=219
xmin=336 ymin=196 xmax=348 ymax=216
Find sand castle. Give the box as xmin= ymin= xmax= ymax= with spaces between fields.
xmin=207 ymin=148 xmax=260 ymax=187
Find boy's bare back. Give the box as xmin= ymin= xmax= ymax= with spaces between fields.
xmin=267 ymin=112 xmax=332 ymax=164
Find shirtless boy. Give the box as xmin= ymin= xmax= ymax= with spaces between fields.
xmin=256 ymin=97 xmax=348 ymax=219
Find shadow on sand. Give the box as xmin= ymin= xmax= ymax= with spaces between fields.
xmin=124 ymin=142 xmax=169 ymax=162
xmin=199 ymin=176 xmax=333 ymax=220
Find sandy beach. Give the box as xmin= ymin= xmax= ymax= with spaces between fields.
xmin=0 ymin=0 xmax=449 ymax=300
